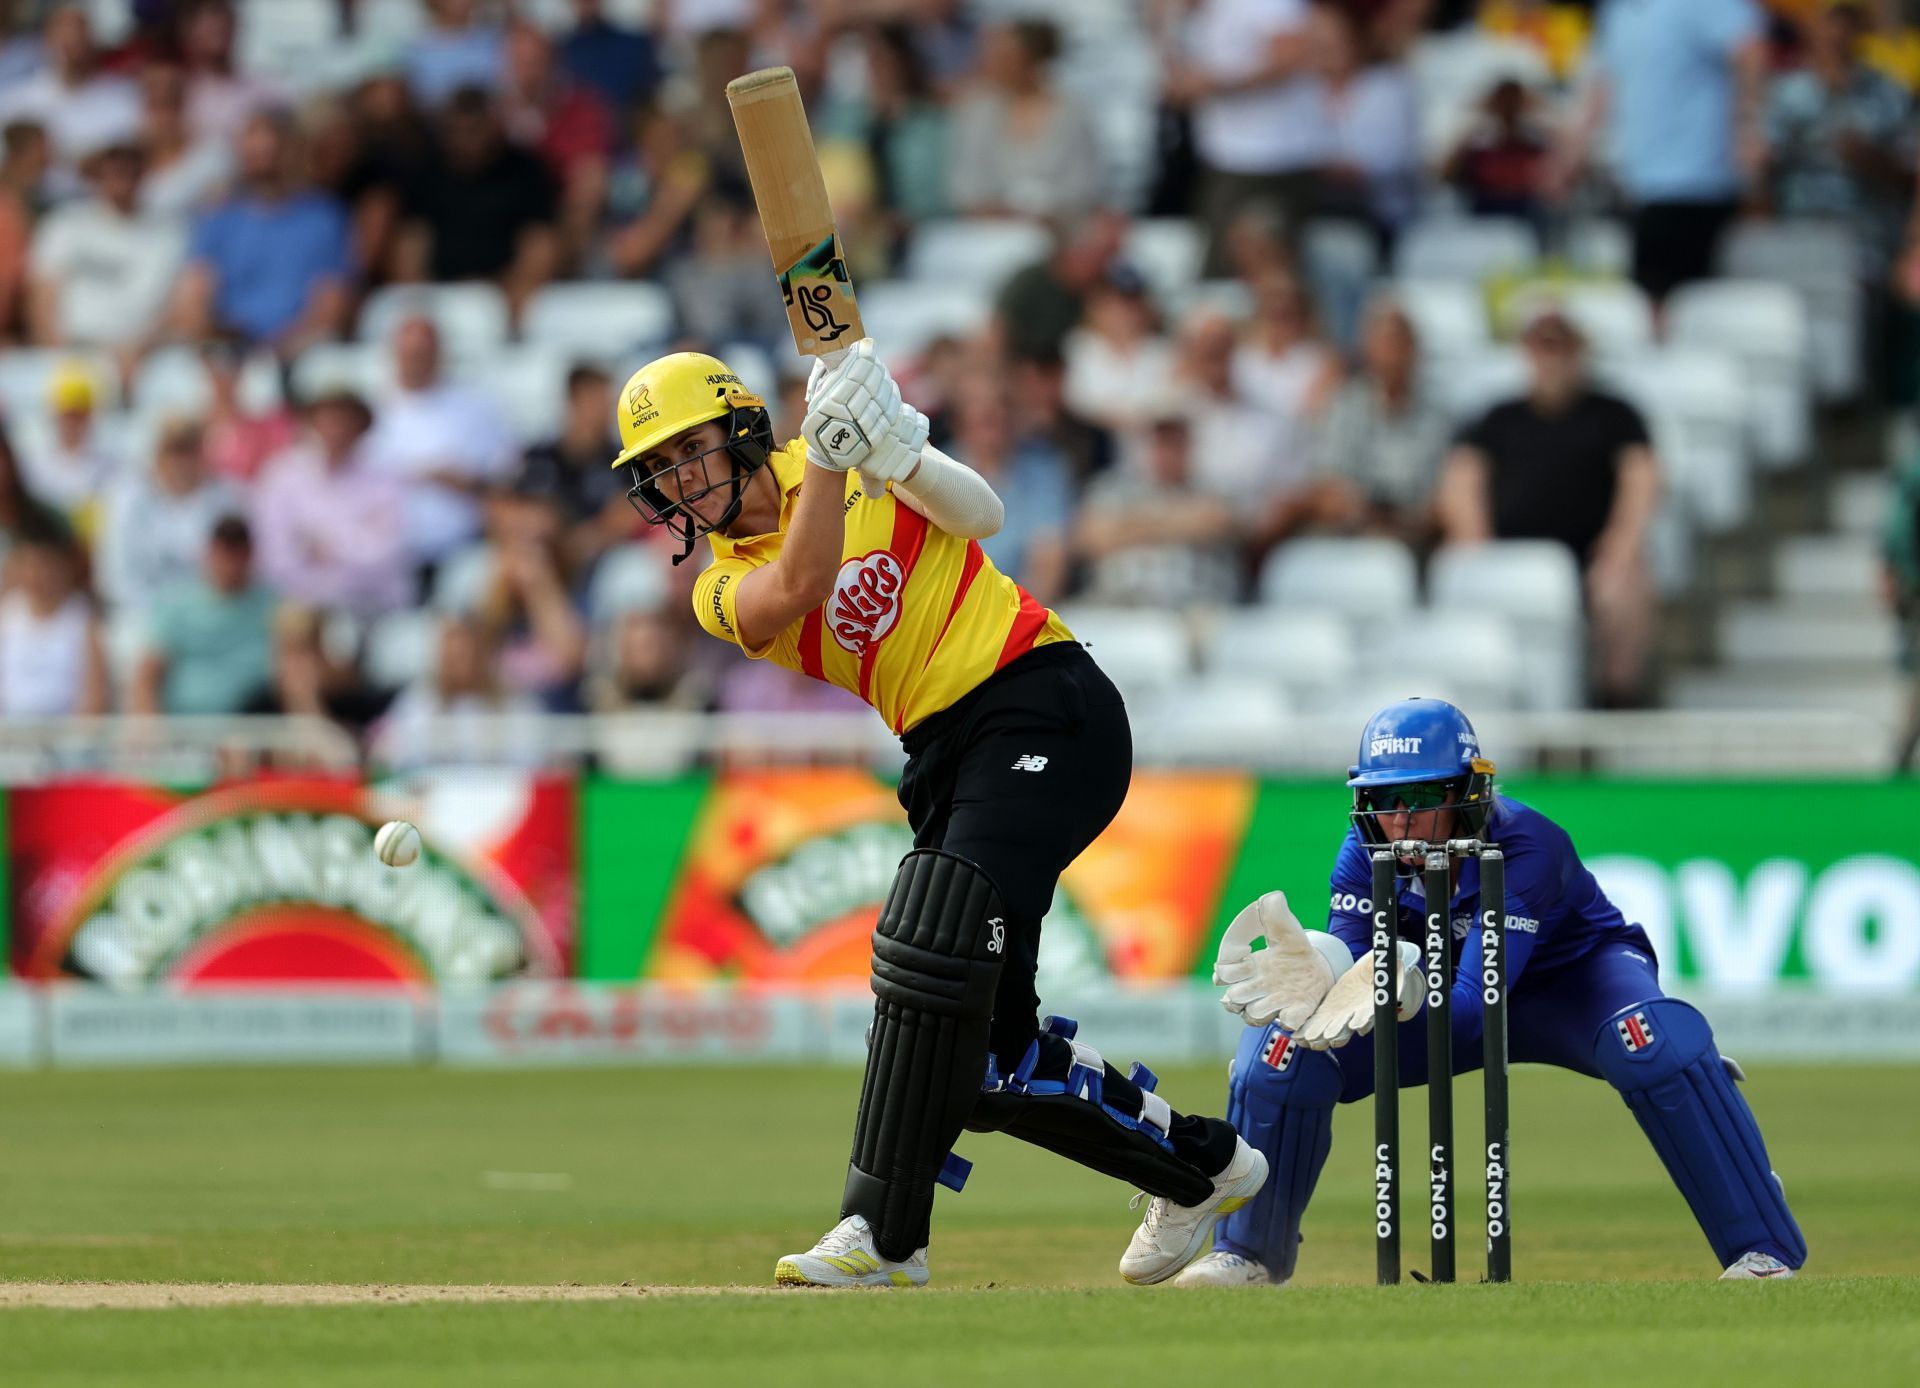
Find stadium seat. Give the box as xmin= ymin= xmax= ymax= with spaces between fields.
xmin=1197 ymin=607 xmax=1357 ymax=711
xmin=363 ymin=610 xmax=438 ymax=689
xmin=1718 ymin=220 xmax=1864 ymax=402
xmin=1392 ymin=215 xmax=1538 ymax=283
xmin=1501 ymin=280 xmax=1654 ymax=356
xmin=1408 ymin=29 xmax=1551 ymax=165
xmin=1125 ymin=219 xmax=1205 ymax=300
xmin=235 ymin=0 xmax=337 ymax=82
xmin=1257 ymin=537 xmax=1419 ymax=623
xmin=1596 ymin=348 xmax=1751 ymax=533
xmin=355 ymin=0 xmax=428 ymax=46
xmin=588 ymin=543 xmax=671 ymax=621
xmin=1393 ymin=279 xmax=1491 ymax=356
xmin=904 ymin=218 xmax=1051 ymax=292
xmin=1666 ymin=280 xmax=1811 ymax=468
xmin=1428 ymin=542 xmax=1584 ymax=709
xmin=1054 ymin=606 xmax=1190 ymax=701
xmin=523 ymin=282 xmax=676 ymax=356
xmin=359 ymin=283 xmax=511 ymax=360
xmin=714 ymin=340 xmax=780 ymax=396
xmin=1365 ymin=608 xmax=1525 ymax=712
xmin=1428 ymin=343 xmax=1527 ymax=422
xmin=131 ymin=345 xmax=283 ymax=419
xmin=430 ymin=543 xmax=497 ymax=614
xmin=858 ymin=280 xmax=993 ymax=365
xmin=1135 ymin=676 xmax=1293 ymax=762
xmin=457 ymin=345 xmax=569 ymax=443
xmin=1562 ymin=218 xmax=1633 ymax=278
xmin=290 ymin=342 xmax=393 ymax=404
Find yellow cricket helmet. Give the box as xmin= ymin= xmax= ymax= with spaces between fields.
xmin=611 ymin=351 xmax=774 ymax=564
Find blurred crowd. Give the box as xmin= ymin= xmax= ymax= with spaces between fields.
xmin=0 ymin=0 xmax=1918 ymax=753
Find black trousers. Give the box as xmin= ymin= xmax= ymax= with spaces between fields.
xmin=1631 ymin=198 xmax=1739 ymax=305
xmin=897 ymin=641 xmax=1236 ymax=1176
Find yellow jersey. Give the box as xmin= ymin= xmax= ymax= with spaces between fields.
xmin=692 ymin=440 xmax=1074 ymax=733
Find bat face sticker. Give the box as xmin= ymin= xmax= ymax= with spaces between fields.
xmin=778 ymin=235 xmax=854 ymax=344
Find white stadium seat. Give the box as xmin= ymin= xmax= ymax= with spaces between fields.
xmin=1501 ymin=280 xmax=1655 ymax=356
xmin=1563 ymin=219 xmax=1633 ymax=278
xmin=131 ymin=346 xmax=284 ymax=421
xmin=1055 ymin=606 xmax=1189 ymax=702
xmin=1666 ymin=280 xmax=1811 ymax=469
xmin=0 ymin=348 xmax=118 ymax=417
xmin=523 ymin=282 xmax=676 ymax=356
xmin=1719 ymin=220 xmax=1865 ymax=402
xmin=1393 ymin=215 xmax=1538 ymax=283
xmin=1365 ymin=608 xmax=1526 ymax=712
xmin=1198 ymin=607 xmax=1357 ymax=711
xmin=457 ymin=345 xmax=570 ymax=443
xmin=1596 ymin=348 xmax=1751 ymax=533
xmin=235 ymin=0 xmax=338 ymax=82
xmin=1258 ymin=538 xmax=1419 ymax=624
xmin=588 ymin=543 xmax=672 ymax=621
xmin=1428 ymin=542 xmax=1584 ymax=710
xmin=363 ymin=610 xmax=439 ymax=689
xmin=1125 ymin=219 xmax=1205 ymax=300
xmin=1135 ymin=676 xmax=1293 ymax=761
xmin=430 ymin=543 xmax=497 ymax=615
xmin=1427 ymin=343 xmax=1527 ymax=423
xmin=1393 ymin=279 xmax=1491 ymax=357
xmin=359 ymin=283 xmax=511 ymax=361
xmin=904 ymin=218 xmax=1051 ymax=292
xmin=290 ymin=342 xmax=393 ymax=404
xmin=858 ymin=281 xmax=993 ymax=365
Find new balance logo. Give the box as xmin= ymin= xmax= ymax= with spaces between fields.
xmin=1011 ymin=755 xmax=1049 ymax=772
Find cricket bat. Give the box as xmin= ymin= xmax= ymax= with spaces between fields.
xmin=725 ymin=66 xmax=864 ymax=357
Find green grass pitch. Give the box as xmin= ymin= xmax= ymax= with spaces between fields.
xmin=2 ymin=1062 xmax=1916 ymax=1385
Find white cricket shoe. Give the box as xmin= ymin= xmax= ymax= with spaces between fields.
xmin=1720 ymin=1251 xmax=1795 ymax=1281
xmin=1172 ymin=1249 xmax=1282 ymax=1287
xmin=774 ymin=1214 xmax=929 ymax=1288
xmin=1119 ymin=1136 xmax=1269 ymax=1285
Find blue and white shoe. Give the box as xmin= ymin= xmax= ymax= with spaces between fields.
xmin=1720 ymin=1251 xmax=1795 ymax=1280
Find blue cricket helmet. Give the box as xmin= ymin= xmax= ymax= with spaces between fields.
xmin=1347 ymin=697 xmax=1497 ymax=847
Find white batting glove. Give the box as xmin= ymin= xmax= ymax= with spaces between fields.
xmin=1212 ymin=891 xmax=1349 ymax=1030
xmin=857 ymin=403 xmax=930 ymax=489
xmin=803 ymin=339 xmax=901 ymax=473
xmin=1296 ymin=941 xmax=1422 ymax=1051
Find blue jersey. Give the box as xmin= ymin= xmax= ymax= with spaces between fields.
xmin=1323 ymin=794 xmax=1654 ymax=1043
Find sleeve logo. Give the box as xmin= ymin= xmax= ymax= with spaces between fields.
xmin=828 ymin=551 xmax=905 ymax=655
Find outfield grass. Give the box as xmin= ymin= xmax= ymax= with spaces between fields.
xmin=1 ymin=1062 xmax=1916 ymax=1384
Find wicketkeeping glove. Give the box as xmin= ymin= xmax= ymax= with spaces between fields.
xmin=1212 ymin=891 xmax=1352 ymax=1030
xmin=803 ymin=339 xmax=902 ymax=474
xmin=1296 ymin=941 xmax=1422 ymax=1050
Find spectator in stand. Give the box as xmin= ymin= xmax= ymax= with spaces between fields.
xmin=601 ymin=100 xmax=707 ymax=278
xmin=1553 ymin=0 xmax=1767 ymax=305
xmin=1167 ymin=0 xmax=1327 ymax=275
xmin=476 ymin=489 xmax=590 ymax=709
xmin=947 ymin=20 xmax=1103 ymax=220
xmin=1076 ymin=403 xmax=1243 ymax=607
xmin=371 ymin=612 xmax=546 ymax=772
xmin=1306 ymin=1 xmax=1421 ymax=235
xmin=393 ymin=87 xmax=558 ymax=321
xmin=15 ymin=362 xmax=116 ymax=532
xmin=136 ymin=61 xmax=233 ymax=221
xmin=1231 ymin=270 xmax=1344 ymax=479
xmin=666 ymin=175 xmax=793 ymax=347
xmin=1765 ymin=0 xmax=1914 ymax=274
xmin=130 ymin=515 xmax=277 ymax=716
xmin=1009 ymin=353 xmax=1115 ymax=485
xmin=0 ymin=421 xmax=66 ymax=569
xmin=560 ymin=0 xmax=662 ymax=117
xmin=27 ymin=141 xmax=184 ymax=368
xmin=173 ymin=109 xmax=354 ymax=353
xmin=500 ymin=19 xmax=615 ymax=273
xmin=517 ymin=363 xmax=634 ymax=575
xmin=859 ymin=23 xmax=950 ymax=236
xmin=365 ymin=315 xmax=520 ymax=575
xmin=1312 ymin=296 xmax=1453 ymax=544
xmin=252 ymin=387 xmax=411 ymax=619
xmin=1176 ymin=306 xmax=1294 ymax=503
xmin=0 ymin=520 xmax=107 ymax=717
xmin=0 ymin=4 xmax=139 ymax=188
xmin=1881 ymin=435 xmax=1920 ymax=768
xmin=950 ymin=380 xmax=1072 ymax=605
xmin=585 ymin=605 xmax=712 ymax=712
xmin=335 ymin=69 xmax=437 ymax=286
xmin=0 ymin=121 xmax=51 ymax=342
xmin=96 ymin=417 xmax=241 ymax=613
xmin=1064 ymin=262 xmax=1177 ymax=436
xmin=1477 ymin=0 xmax=1592 ymax=82
xmin=1443 ymin=77 xmax=1553 ymax=225
xmin=1438 ymin=307 xmax=1662 ymax=706
xmin=178 ymin=0 xmax=274 ymax=146
xmin=995 ymin=209 xmax=1128 ymax=364
xmin=407 ymin=0 xmax=508 ymax=110
xmin=199 ymin=341 xmax=296 ymax=483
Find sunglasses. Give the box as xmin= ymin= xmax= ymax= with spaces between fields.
xmin=1360 ymin=782 xmax=1459 ymax=813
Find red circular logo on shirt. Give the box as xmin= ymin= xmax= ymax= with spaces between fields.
xmin=828 ymin=551 xmax=905 ymax=655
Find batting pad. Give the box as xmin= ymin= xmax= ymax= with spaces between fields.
xmin=1593 ymin=997 xmax=1808 ymax=1270
xmin=842 ymin=849 xmax=1007 ymax=1261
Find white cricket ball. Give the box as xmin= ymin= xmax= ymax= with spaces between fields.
xmin=373 ymin=820 xmax=422 ymax=868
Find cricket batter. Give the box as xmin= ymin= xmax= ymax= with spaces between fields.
xmin=1165 ymin=696 xmax=1806 ymax=1285
xmin=611 ymin=341 xmax=1266 ymax=1288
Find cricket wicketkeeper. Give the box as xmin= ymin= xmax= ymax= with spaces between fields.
xmin=1173 ymin=697 xmax=1807 ymax=1286
xmin=610 ymin=342 xmax=1266 ymax=1288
